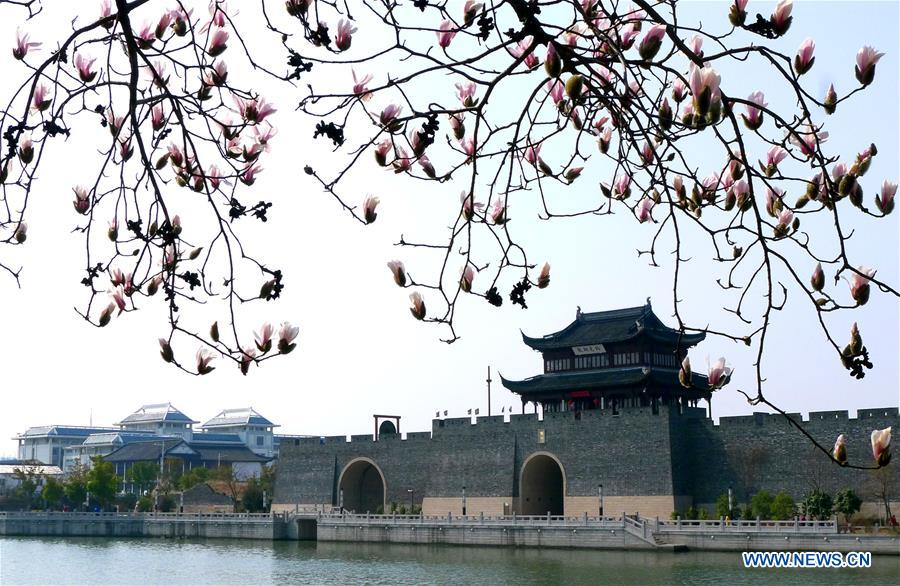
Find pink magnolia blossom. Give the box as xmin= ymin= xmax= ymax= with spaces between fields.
xmin=255 ymin=322 xmax=274 ymax=353
xmin=335 ymin=19 xmax=357 ymax=51
xmin=461 ymin=137 xmax=476 ymax=157
xmin=743 ymin=91 xmax=767 ymax=130
xmin=449 ymin=113 xmax=465 ymax=140
xmin=207 ymin=28 xmax=229 ymax=57
xmin=459 ymin=264 xmax=476 ymax=293
xmin=671 ymin=78 xmax=687 ymax=103
xmin=679 ymin=357 xmax=692 ymax=388
xmin=418 ymin=154 xmax=436 ymax=178
xmin=849 ymin=266 xmax=876 ymax=305
xmin=537 ymin=262 xmax=550 ymax=289
xmin=546 ymin=79 xmax=564 ymax=106
xmin=379 ymin=104 xmax=402 ymax=127
xmin=524 ymin=142 xmax=541 ymax=166
xmin=794 ymin=38 xmax=815 ymax=75
xmin=208 ymin=2 xmax=227 ymax=29
xmin=810 ymin=262 xmax=825 ymax=292
xmin=17 ymin=135 xmax=33 ymax=165
xmin=688 ymin=35 xmax=703 ymax=58
xmin=239 ymin=163 xmax=262 ymax=185
xmin=490 ymin=199 xmax=508 ymax=224
xmin=374 ymin=140 xmax=391 ymax=167
xmin=875 ymin=180 xmax=896 ymax=214
xmin=235 ymin=96 xmax=276 ymax=124
xmin=239 ymin=347 xmax=256 ymax=375
xmin=151 ymin=104 xmax=165 ymax=131
xmin=387 ymin=260 xmax=407 ymax=287
xmin=171 ymin=7 xmax=193 ymax=35
xmin=688 ymin=65 xmax=721 ymax=115
xmin=196 ymin=347 xmax=216 ymax=375
xmin=636 ymin=196 xmax=655 ymax=223
xmin=460 ymin=191 xmax=482 ymax=220
xmin=455 ymin=81 xmax=477 ymax=107
xmin=392 ymin=146 xmax=412 ymax=173
xmin=13 ymin=29 xmax=41 ymax=60
xmin=707 ymin=357 xmax=732 ymax=390
xmin=31 ymin=84 xmax=50 ymax=112
xmin=855 ymin=46 xmax=884 ymax=86
xmin=13 ymin=222 xmax=27 ymax=243
xmin=618 ymin=23 xmax=638 ymax=49
xmin=205 ymin=61 xmax=228 ymax=86
xmin=613 ymin=174 xmax=632 ymax=199
xmin=436 ymin=20 xmax=457 ymax=48
xmin=776 ymin=208 xmax=794 ymax=232
xmin=253 ymin=125 xmax=277 ymax=150
xmin=278 ymin=322 xmax=300 ymax=354
xmin=789 ymin=124 xmax=828 ymax=158
xmin=74 ymin=53 xmax=97 ymax=83
xmin=73 ymin=186 xmax=90 ymax=214
xmin=409 ymin=292 xmax=426 ymax=320
xmin=136 ymin=22 xmax=155 ymax=48
xmin=765 ymin=145 xmax=788 ymax=173
xmin=363 ymin=195 xmax=380 ymax=224
xmin=110 ymin=285 xmax=127 ymax=315
xmin=770 ymin=0 xmax=793 ymax=35
xmin=765 ymin=187 xmax=783 ymax=217
xmin=155 ymin=11 xmax=173 ymax=39
xmin=510 ymin=36 xmax=539 ymax=69
xmin=871 ymin=427 xmax=892 ymax=467
xmin=352 ymin=69 xmax=373 ymax=100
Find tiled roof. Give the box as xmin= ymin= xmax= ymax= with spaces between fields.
xmin=103 ymin=439 xmax=191 ymax=462
xmin=14 ymin=426 xmax=116 ymax=439
xmin=201 ymin=408 xmax=276 ymax=429
xmin=191 ymin=433 xmax=244 ymax=444
xmin=117 ymin=403 xmax=198 ymax=425
xmin=500 ymin=366 xmax=710 ymax=396
xmin=79 ymin=432 xmax=176 ymax=447
xmin=188 ymin=443 xmax=270 ymax=463
xmin=521 ymin=303 xmax=706 ymax=351
xmin=0 ymin=464 xmax=64 ymax=476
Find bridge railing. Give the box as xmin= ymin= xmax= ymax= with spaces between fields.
xmin=654 ymin=517 xmax=838 ymax=534
xmin=316 ymin=511 xmax=625 ymax=529
xmin=0 ymin=511 xmax=274 ymax=522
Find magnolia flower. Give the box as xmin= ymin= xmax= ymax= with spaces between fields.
xmin=151 ymin=105 xmax=165 ymax=131
xmin=449 ymin=113 xmax=465 ymax=140
xmin=206 ymin=61 xmax=228 ymax=86
xmin=17 ymin=135 xmax=33 ymax=165
xmin=235 ymin=96 xmax=276 ymax=124
xmin=544 ymin=42 xmax=561 ymax=77
xmin=510 ymin=36 xmax=538 ymax=69
xmin=253 ymin=125 xmax=277 ymax=150
xmin=688 ymin=65 xmax=721 ymax=116
xmin=612 ymin=174 xmax=631 ymax=199
xmin=459 ymin=264 xmax=476 ymax=292
xmin=876 ymin=180 xmax=897 ymax=214
xmin=136 ymin=22 xmax=155 ymax=48
xmin=775 ymin=208 xmax=794 ymax=234
xmin=31 ymin=84 xmax=50 ymax=112
xmin=255 ymin=322 xmax=274 ymax=353
xmin=671 ymin=78 xmax=686 ymax=103
xmin=638 ymin=23 xmax=666 ymax=61
xmin=240 ymin=347 xmax=256 ymax=375
xmin=688 ymin=35 xmax=703 ymax=58
xmin=436 ymin=20 xmax=457 ymax=48
xmin=636 ymin=196 xmax=655 ymax=223
xmin=108 ymin=217 xmax=118 ymax=241
xmin=564 ymin=167 xmax=583 ymax=183
xmin=678 ymin=357 xmax=692 ymax=388
xmin=490 ymin=199 xmax=507 ymax=224
xmin=765 ymin=187 xmax=784 ymax=217
xmin=789 ymin=124 xmax=828 ymax=158
xmin=524 ymin=142 xmax=541 ymax=166
xmin=707 ymin=357 xmax=732 ymax=390
xmin=392 ymin=146 xmax=412 ymax=173
xmin=13 ymin=29 xmax=41 ymax=60
xmin=207 ymin=28 xmax=228 ymax=57
xmin=729 ymin=0 xmax=749 ymax=26
xmin=374 ymin=140 xmax=391 ymax=167
xmin=147 ymin=274 xmax=163 ymax=296
xmin=110 ymin=285 xmax=127 ymax=315
xmin=460 ymin=191 xmax=475 ymax=220
xmin=461 ymin=137 xmax=476 ymax=158
xmin=240 ymin=163 xmax=262 ymax=185
xmin=100 ymin=0 xmax=113 ymax=25
xmin=770 ymin=0 xmax=793 ymax=35
xmin=171 ymin=7 xmax=193 ymax=35
xmin=463 ymin=0 xmax=483 ymax=24
xmin=194 ymin=347 xmax=216 ymax=375
xmin=335 ymin=18 xmax=356 ymax=51
xmin=363 ymin=195 xmax=380 ymax=224
xmin=418 ymin=155 xmax=436 ymax=179
xmin=849 ymin=266 xmax=876 ymax=305
xmin=352 ymin=69 xmax=373 ymax=99
xmin=72 ymin=186 xmax=90 ymax=214
xmin=409 ymin=291 xmax=426 ymax=320
xmin=277 ymin=322 xmax=300 ymax=354
xmin=743 ymin=91 xmax=767 ymax=130
xmin=794 ymin=38 xmax=815 ymax=75
xmin=810 ymin=262 xmax=825 ymax=292
xmin=456 ymin=81 xmax=477 ymax=108
xmin=387 ymin=260 xmax=407 ymax=287
xmin=73 ymin=53 xmax=98 ymax=83
xmin=833 ymin=434 xmax=847 ymax=465
xmin=764 ymin=145 xmax=788 ymax=176
xmin=855 ymin=46 xmax=884 ymax=86
xmin=379 ymin=104 xmax=402 ymax=128
xmin=537 ymin=262 xmax=550 ymax=289
xmin=871 ymin=427 xmax=892 ymax=467
xmin=285 ymin=0 xmax=311 ymax=17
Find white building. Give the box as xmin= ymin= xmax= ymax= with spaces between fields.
xmin=201 ymin=408 xmax=277 ymax=458
xmin=0 ymin=463 xmax=64 ymax=496
xmin=12 ymin=426 xmax=115 ymax=468
xmin=117 ymin=403 xmax=197 ymax=441
xmin=63 ymin=431 xmax=176 ymax=472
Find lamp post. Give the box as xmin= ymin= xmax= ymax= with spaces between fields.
xmin=462 ymin=485 xmax=467 ymax=516
xmin=728 ymin=486 xmax=733 ymax=518
xmin=339 ymin=488 xmax=344 ymax=512
xmin=407 ymin=488 xmax=414 ymax=513
xmin=598 ymin=484 xmax=604 ymax=519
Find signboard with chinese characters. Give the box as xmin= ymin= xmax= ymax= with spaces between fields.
xmin=572 ymin=344 xmax=606 ymax=355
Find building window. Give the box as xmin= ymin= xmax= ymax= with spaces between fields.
xmin=256 ymin=436 xmax=264 ymax=446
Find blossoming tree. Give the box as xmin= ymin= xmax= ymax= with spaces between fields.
xmin=0 ymin=0 xmax=894 ymax=468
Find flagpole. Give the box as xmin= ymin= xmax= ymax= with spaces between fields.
xmin=486 ymin=366 xmax=492 ymax=417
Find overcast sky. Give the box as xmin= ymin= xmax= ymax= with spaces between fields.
xmin=2 ymin=1 xmax=898 ymax=456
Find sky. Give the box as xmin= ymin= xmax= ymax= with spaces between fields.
xmin=1 ymin=1 xmax=898 ymax=456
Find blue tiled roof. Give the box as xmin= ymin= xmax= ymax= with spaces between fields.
xmin=117 ymin=403 xmax=198 ymax=425
xmin=15 ymin=426 xmax=116 ymax=439
xmin=201 ymin=408 xmax=276 ymax=429
xmin=191 ymin=433 xmax=243 ymax=443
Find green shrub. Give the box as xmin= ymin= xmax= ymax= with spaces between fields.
xmin=750 ymin=491 xmax=773 ymax=519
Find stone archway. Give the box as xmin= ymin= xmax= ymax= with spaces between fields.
xmin=520 ymin=452 xmax=566 ymax=516
xmin=338 ymin=458 xmax=386 ymax=514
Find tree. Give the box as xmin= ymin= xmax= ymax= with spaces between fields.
xmin=750 ymin=490 xmax=774 ymax=519
xmin=178 ymin=466 xmax=211 ymax=491
xmin=833 ymin=488 xmax=862 ymax=526
xmin=10 ymin=467 xmax=40 ymax=510
xmin=211 ymin=466 xmax=240 ymax=512
xmin=801 ymin=489 xmax=833 ymax=520
xmin=125 ymin=462 xmax=159 ymax=495
xmin=86 ymin=457 xmax=121 ymax=510
xmin=64 ymin=465 xmax=89 ymax=511
xmin=241 ymin=477 xmax=265 ymax=513
xmin=715 ymin=493 xmax=738 ymax=519
xmin=0 ymin=0 xmax=897 ymax=470
xmin=771 ymin=491 xmax=796 ymax=520
xmin=866 ymin=467 xmax=895 ymax=522
xmin=41 ymin=476 xmax=65 ymax=510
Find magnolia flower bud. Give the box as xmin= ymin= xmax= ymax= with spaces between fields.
xmin=387 ymin=260 xmax=407 ymax=287
xmin=871 ymin=427 xmax=892 ymax=467
xmin=658 ymin=98 xmax=673 ymax=131
xmin=678 ymin=357 xmax=692 ymax=388
xmin=409 ymin=292 xmax=426 ymax=320
xmin=824 ymin=84 xmax=837 ymax=115
xmin=210 ymin=321 xmax=220 ymax=342
xmin=810 ymin=263 xmax=825 ymax=292
xmin=564 ymin=167 xmax=583 ymax=183
xmin=537 ymin=262 xmax=550 ymax=289
xmin=849 ymin=322 xmax=863 ymax=355
xmin=565 ymin=74 xmax=584 ymax=101
xmin=159 ymin=338 xmax=174 ymax=363
xmin=833 ymin=434 xmax=847 ymax=465
xmin=544 ymin=43 xmax=561 ymax=78
xmin=98 ymin=303 xmax=115 ymax=327
xmin=13 ymin=222 xmax=26 ymax=243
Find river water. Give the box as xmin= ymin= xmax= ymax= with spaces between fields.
xmin=1 ymin=537 xmax=898 ymax=585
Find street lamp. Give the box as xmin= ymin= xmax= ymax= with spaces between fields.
xmin=462 ymin=485 xmax=467 ymax=516
xmin=407 ymin=488 xmax=414 ymax=513
xmin=598 ymin=484 xmax=604 ymax=519
xmin=728 ymin=486 xmax=733 ymax=517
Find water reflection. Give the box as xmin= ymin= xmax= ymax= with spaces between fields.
xmin=1 ymin=538 xmax=898 ymax=586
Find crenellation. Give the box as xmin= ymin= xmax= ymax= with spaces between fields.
xmin=809 ymin=410 xmax=849 ymax=420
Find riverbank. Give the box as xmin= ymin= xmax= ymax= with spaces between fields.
xmin=2 ymin=511 xmax=897 ymax=554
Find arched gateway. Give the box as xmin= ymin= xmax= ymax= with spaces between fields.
xmin=338 ymin=458 xmax=386 ymax=513
xmin=520 ymin=452 xmax=566 ymax=516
